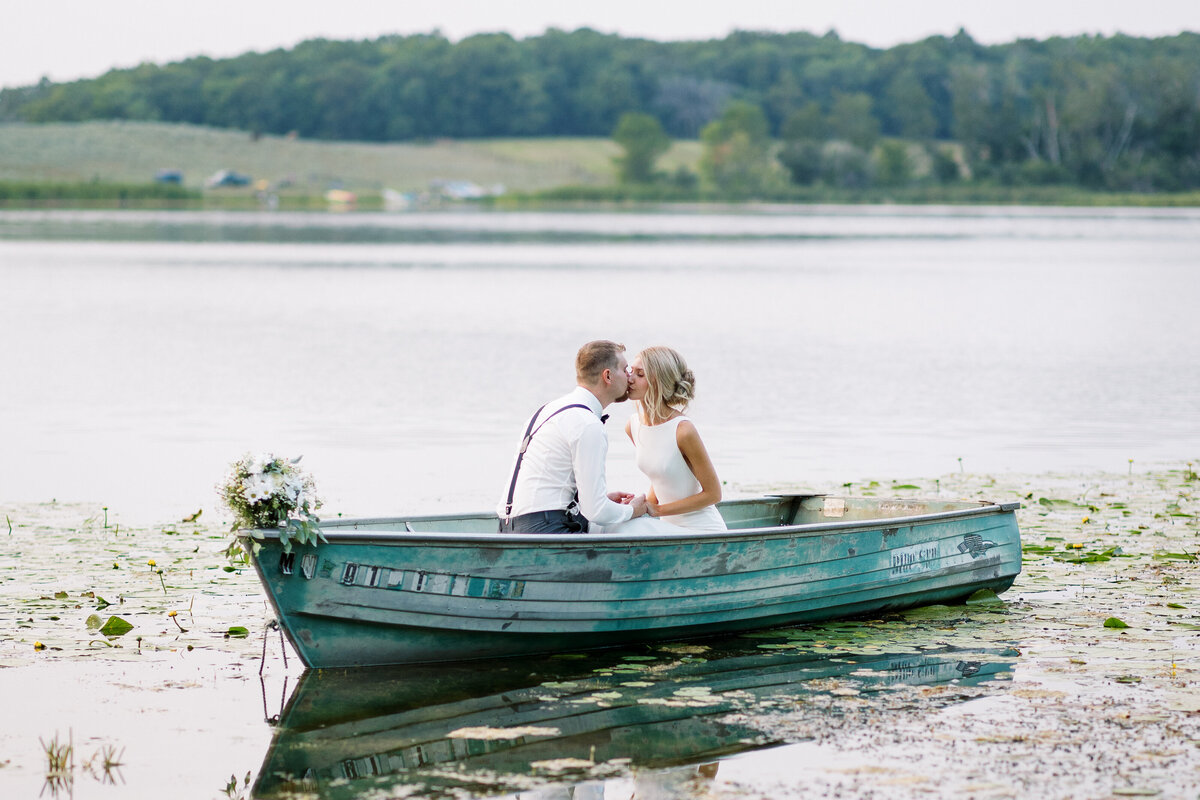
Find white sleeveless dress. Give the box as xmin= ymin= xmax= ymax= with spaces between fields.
xmin=630 ymin=415 xmax=727 ymax=532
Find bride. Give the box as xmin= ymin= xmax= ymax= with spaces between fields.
xmin=594 ymin=346 xmax=727 ymax=533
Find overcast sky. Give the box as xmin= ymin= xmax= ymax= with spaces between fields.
xmin=3 ymin=0 xmax=1198 ymax=89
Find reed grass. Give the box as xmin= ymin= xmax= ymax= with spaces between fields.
xmin=40 ymin=730 xmax=73 ymax=790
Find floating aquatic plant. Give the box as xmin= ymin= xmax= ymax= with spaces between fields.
xmin=1152 ymin=550 xmax=1197 ymax=562
xmin=3 ymin=468 xmax=1197 ymax=796
xmin=97 ymin=616 xmax=133 ymax=637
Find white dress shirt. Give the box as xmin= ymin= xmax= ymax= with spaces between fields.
xmin=498 ymin=386 xmax=634 ymax=526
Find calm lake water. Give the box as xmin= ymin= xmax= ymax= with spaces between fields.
xmin=2 ymin=206 xmax=1200 ymax=800
xmin=2 ymin=205 xmax=1199 ymax=522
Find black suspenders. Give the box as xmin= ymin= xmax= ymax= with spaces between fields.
xmin=502 ymin=403 xmax=592 ymax=521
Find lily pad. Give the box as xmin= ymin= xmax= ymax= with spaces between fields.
xmin=1054 ymin=547 xmax=1121 ymax=563
xmin=966 ymin=589 xmax=1004 ymax=605
xmin=1152 ymin=551 xmax=1197 ymax=562
xmin=1038 ymin=497 xmax=1091 ymax=510
xmin=98 ymin=616 xmax=134 ymax=636
xmin=900 ymin=604 xmax=959 ymax=620
xmin=226 ymin=626 xmax=250 ymax=638
xmin=1103 ymin=617 xmax=1129 ymax=629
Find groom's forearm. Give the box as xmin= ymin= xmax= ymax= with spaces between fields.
xmin=574 ymin=426 xmax=634 ymax=525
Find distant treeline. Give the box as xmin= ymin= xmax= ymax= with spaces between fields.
xmin=2 ymin=29 xmax=1198 ymax=190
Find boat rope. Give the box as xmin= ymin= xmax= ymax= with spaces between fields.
xmin=258 ymin=618 xmax=288 ymax=676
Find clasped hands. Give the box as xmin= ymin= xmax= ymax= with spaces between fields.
xmin=608 ymin=491 xmax=658 ymax=518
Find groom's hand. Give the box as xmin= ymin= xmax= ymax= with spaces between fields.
xmin=608 ymin=491 xmax=634 ymax=504
xmin=630 ymin=494 xmax=648 ymax=518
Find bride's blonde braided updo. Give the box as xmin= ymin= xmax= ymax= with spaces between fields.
xmin=638 ymin=346 xmax=696 ymax=424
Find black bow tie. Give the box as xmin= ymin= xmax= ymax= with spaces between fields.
xmin=600 ymin=414 xmax=609 ymax=424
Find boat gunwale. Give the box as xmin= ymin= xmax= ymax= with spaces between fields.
xmin=246 ymin=500 xmax=1021 ymax=547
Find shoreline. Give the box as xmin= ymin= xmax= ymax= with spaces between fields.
xmin=5 ymin=187 xmax=1200 ymax=211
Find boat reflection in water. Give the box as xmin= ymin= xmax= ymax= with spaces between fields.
xmin=253 ymin=637 xmax=1018 ymax=799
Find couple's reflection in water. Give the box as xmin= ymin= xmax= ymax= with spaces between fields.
xmin=253 ymin=632 xmax=1019 ymax=799
xmin=508 ymin=761 xmax=722 ymax=800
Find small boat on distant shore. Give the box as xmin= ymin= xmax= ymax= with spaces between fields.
xmin=246 ymin=495 xmax=1022 ymax=669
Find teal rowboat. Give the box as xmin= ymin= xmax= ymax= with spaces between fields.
xmin=247 ymin=495 xmax=1021 ymax=668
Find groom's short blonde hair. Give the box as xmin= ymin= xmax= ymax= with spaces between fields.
xmin=576 ymin=340 xmax=626 ymax=384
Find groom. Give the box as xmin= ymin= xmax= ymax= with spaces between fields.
xmin=499 ymin=340 xmax=650 ymax=533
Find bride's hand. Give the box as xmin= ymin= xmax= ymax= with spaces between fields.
xmin=608 ymin=491 xmax=634 ymax=504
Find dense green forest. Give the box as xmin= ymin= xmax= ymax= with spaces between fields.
xmin=2 ymin=28 xmax=1198 ymax=191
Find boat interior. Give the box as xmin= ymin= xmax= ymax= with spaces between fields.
xmin=319 ymin=495 xmax=999 ymax=534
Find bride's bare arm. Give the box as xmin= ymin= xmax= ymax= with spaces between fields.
xmin=647 ymin=421 xmax=722 ymax=517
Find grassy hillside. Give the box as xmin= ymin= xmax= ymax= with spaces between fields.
xmin=0 ymin=121 xmax=702 ymax=195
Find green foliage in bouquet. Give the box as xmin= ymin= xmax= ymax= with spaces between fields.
xmin=218 ymin=453 xmax=325 ymax=555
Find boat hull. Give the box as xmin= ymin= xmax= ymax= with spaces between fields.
xmin=248 ymin=497 xmax=1021 ymax=668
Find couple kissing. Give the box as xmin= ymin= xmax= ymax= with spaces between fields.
xmin=498 ymin=340 xmax=725 ymax=534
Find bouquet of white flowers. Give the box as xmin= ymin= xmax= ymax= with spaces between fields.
xmin=218 ymin=453 xmax=324 ymax=552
